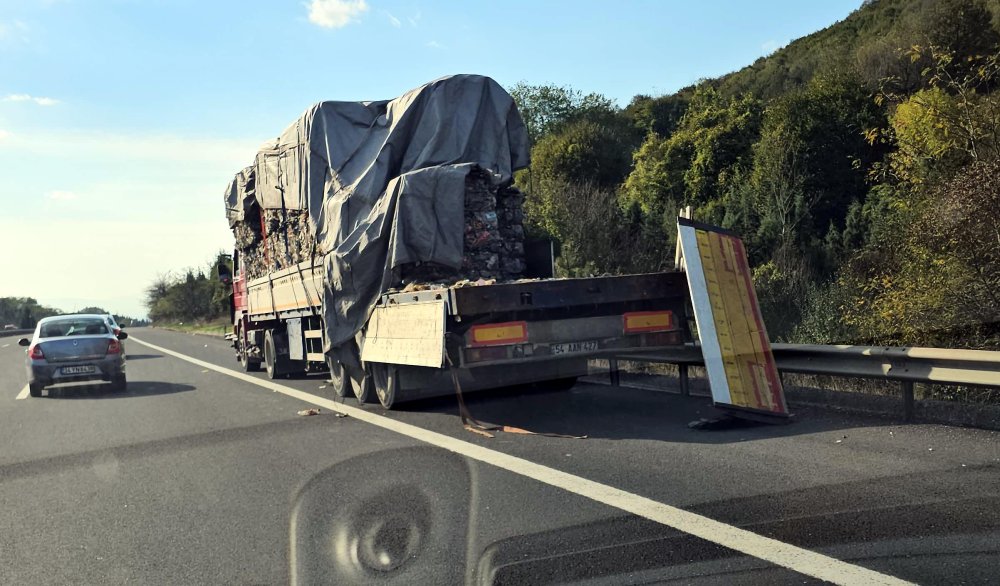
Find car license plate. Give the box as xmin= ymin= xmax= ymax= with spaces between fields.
xmin=550 ymin=340 xmax=599 ymax=355
xmin=61 ymin=365 xmax=96 ymax=375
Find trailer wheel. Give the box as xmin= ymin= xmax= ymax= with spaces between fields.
xmin=327 ymin=357 xmax=351 ymax=398
xmin=371 ymin=363 xmax=397 ymax=409
xmin=352 ymin=368 xmax=374 ymax=404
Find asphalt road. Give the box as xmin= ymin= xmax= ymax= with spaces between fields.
xmin=1 ymin=328 xmax=998 ymax=585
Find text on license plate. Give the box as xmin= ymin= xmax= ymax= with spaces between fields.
xmin=62 ymin=365 xmax=96 ymax=375
xmin=551 ymin=340 xmax=599 ymax=355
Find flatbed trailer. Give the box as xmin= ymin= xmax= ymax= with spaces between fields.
xmin=230 ymin=256 xmax=693 ymax=408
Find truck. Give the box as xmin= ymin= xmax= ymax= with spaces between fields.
xmin=222 ymin=75 xmax=694 ymax=408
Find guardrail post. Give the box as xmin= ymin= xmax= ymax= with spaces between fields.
xmin=678 ymin=364 xmax=689 ymax=396
xmin=901 ymin=381 xmax=915 ymax=422
xmin=609 ymin=358 xmax=620 ymax=387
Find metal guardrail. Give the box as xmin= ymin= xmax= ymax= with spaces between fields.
xmin=0 ymin=329 xmax=31 ymax=339
xmin=612 ymin=344 xmax=1000 ymax=421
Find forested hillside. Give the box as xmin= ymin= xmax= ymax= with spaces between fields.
xmin=513 ymin=0 xmax=1000 ymax=348
xmin=0 ymin=298 xmax=148 ymax=329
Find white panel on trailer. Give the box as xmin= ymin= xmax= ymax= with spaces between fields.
xmin=361 ymin=300 xmax=447 ymax=368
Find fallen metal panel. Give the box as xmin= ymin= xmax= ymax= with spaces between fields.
xmin=677 ymin=219 xmax=788 ymax=416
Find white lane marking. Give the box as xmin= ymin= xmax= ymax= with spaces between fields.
xmin=2 ymin=343 xmax=10 ymax=348
xmin=16 ymin=385 xmax=30 ymax=400
xmin=130 ymin=336 xmax=911 ymax=586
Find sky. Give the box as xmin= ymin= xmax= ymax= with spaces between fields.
xmin=0 ymin=0 xmax=862 ymax=318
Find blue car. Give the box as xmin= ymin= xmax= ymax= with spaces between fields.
xmin=19 ymin=314 xmax=128 ymax=397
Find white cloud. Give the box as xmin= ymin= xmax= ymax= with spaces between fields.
xmin=381 ymin=10 xmax=401 ymax=28
xmin=0 ymin=129 xmax=10 ymax=141
xmin=4 ymin=93 xmax=60 ymax=106
xmin=307 ymin=0 xmax=368 ymax=29
xmin=46 ymin=190 xmax=78 ymax=201
xmin=425 ymin=40 xmax=445 ymax=49
xmin=408 ymin=11 xmax=421 ymax=27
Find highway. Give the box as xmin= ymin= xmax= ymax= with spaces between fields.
xmin=1 ymin=328 xmax=998 ymax=585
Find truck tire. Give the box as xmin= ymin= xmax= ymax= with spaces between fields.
xmin=352 ymin=368 xmax=374 ymax=404
xmin=264 ymin=329 xmax=287 ymax=380
xmin=327 ymin=357 xmax=351 ymax=398
xmin=371 ymin=363 xmax=397 ymax=409
xmin=241 ymin=345 xmax=261 ymax=372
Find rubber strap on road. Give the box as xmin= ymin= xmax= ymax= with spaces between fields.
xmin=446 ymin=355 xmax=587 ymax=439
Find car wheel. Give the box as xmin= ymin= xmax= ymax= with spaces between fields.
xmin=111 ymin=375 xmax=127 ymax=392
xmin=29 ymin=383 xmax=43 ymax=398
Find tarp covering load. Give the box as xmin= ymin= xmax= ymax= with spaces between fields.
xmin=225 ymin=74 xmax=530 ymax=356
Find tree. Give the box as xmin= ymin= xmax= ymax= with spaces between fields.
xmin=625 ymin=92 xmax=691 ymax=137
xmin=622 ymin=86 xmax=762 ymax=213
xmin=508 ymin=82 xmax=618 ymax=145
xmin=752 ymin=72 xmax=886 ymax=260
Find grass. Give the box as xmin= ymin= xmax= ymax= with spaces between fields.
xmin=155 ymin=317 xmax=232 ymax=338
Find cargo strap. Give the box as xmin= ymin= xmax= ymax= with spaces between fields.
xmin=446 ymin=355 xmax=586 ymax=439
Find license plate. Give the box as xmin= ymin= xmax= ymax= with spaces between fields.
xmin=550 ymin=340 xmax=599 ymax=355
xmin=61 ymin=365 xmax=96 ymax=375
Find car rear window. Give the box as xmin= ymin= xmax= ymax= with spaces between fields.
xmin=40 ymin=319 xmax=109 ymax=338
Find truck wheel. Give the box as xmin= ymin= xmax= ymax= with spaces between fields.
xmin=29 ymin=383 xmax=43 ymax=397
xmin=371 ymin=363 xmax=397 ymax=409
xmin=351 ymin=368 xmax=374 ymax=404
xmin=264 ymin=329 xmax=283 ymax=380
xmin=241 ymin=345 xmax=261 ymax=372
xmin=327 ymin=357 xmax=351 ymax=398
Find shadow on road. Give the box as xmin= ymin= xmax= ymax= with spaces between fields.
xmin=123 ymin=354 xmax=161 ymax=360
xmin=42 ymin=381 xmax=195 ymax=399
xmin=391 ymin=382 xmax=887 ymax=444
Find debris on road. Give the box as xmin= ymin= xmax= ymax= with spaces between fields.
xmin=297 ymin=408 xmax=321 ymax=416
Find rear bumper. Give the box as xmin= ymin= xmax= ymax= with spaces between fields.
xmin=28 ymin=356 xmax=125 ymax=386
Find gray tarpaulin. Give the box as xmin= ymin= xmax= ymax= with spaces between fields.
xmin=227 ymin=74 xmax=530 ymax=363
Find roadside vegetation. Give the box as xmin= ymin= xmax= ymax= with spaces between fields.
xmin=0 ymin=297 xmax=148 ymax=329
xmin=514 ymin=0 xmax=1000 ymax=349
xmin=145 ymin=252 xmax=232 ymax=330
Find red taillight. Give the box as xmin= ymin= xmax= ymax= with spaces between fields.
xmin=107 ymin=339 xmax=121 ymax=355
xmin=28 ymin=344 xmax=44 ymax=360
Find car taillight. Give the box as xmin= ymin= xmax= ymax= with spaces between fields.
xmin=28 ymin=344 xmax=44 ymax=360
xmin=107 ymin=339 xmax=121 ymax=355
